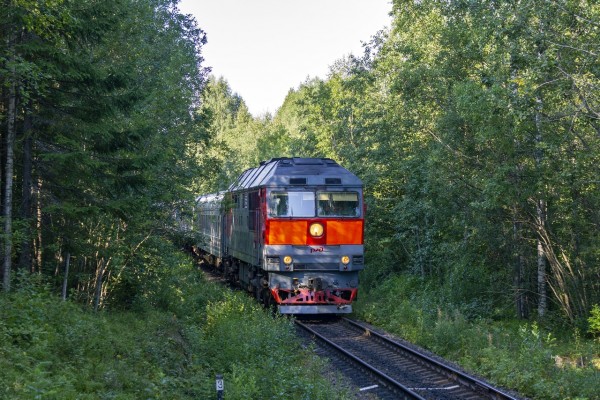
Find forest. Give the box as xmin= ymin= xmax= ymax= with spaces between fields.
xmin=1 ymin=0 xmax=599 ymax=399
xmin=201 ymin=0 xmax=600 ymax=324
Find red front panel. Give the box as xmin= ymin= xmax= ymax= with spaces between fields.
xmin=265 ymin=219 xmax=363 ymax=245
xmin=266 ymin=220 xmax=307 ymax=245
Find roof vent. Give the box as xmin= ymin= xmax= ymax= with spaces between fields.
xmin=290 ymin=178 xmax=307 ymax=185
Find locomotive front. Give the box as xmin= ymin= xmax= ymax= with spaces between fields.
xmin=259 ymin=158 xmax=364 ymax=314
xmin=195 ymin=157 xmax=365 ymax=315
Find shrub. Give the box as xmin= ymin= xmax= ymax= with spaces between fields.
xmin=1 ymin=263 xmax=352 ymax=400
xmin=355 ymin=271 xmax=600 ymax=400
xmin=588 ymin=304 xmax=600 ymax=338
xmin=199 ymin=291 xmax=352 ymax=399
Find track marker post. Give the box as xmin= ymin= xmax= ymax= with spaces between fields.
xmin=216 ymin=374 xmax=224 ymax=399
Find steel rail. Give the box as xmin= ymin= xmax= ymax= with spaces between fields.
xmin=342 ymin=318 xmax=521 ymax=400
xmin=295 ymin=319 xmax=428 ymax=400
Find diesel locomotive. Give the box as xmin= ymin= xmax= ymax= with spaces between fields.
xmin=194 ymin=157 xmax=365 ymax=314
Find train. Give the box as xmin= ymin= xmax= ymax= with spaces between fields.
xmin=193 ymin=157 xmax=365 ymax=314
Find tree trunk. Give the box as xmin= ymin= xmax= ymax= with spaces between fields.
xmin=536 ymin=202 xmax=547 ymax=317
xmin=508 ymin=50 xmax=530 ymax=319
xmin=3 ymin=50 xmax=17 ymax=291
xmin=0 ymin=92 xmax=4 ymax=285
xmin=534 ymin=14 xmax=549 ymax=314
xmin=62 ymin=252 xmax=70 ymax=300
xmin=34 ymin=177 xmax=43 ymax=272
xmin=18 ymin=108 xmax=33 ymax=271
xmin=535 ymin=97 xmax=547 ymax=318
xmin=513 ymin=216 xmax=529 ymax=319
xmin=93 ymin=258 xmax=106 ymax=311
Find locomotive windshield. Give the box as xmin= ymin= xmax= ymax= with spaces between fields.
xmin=317 ymin=192 xmax=360 ymax=217
xmin=268 ymin=190 xmax=360 ymax=218
xmin=269 ymin=191 xmax=315 ymax=217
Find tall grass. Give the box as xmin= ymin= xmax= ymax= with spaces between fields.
xmin=354 ymin=273 xmax=600 ymax=400
xmin=0 ymin=257 xmax=351 ymax=399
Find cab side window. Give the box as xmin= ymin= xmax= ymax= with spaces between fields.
xmin=248 ymin=191 xmax=259 ymax=230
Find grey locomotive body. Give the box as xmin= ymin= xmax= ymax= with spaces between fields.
xmin=195 ymin=157 xmax=365 ymax=314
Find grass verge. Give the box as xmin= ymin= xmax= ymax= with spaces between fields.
xmin=0 ymin=257 xmax=352 ymax=399
xmin=354 ymin=274 xmax=600 ymax=400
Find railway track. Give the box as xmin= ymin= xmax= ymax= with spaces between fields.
xmin=295 ymin=317 xmax=522 ymax=400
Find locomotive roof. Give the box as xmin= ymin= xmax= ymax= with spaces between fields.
xmin=228 ymin=157 xmax=362 ymax=191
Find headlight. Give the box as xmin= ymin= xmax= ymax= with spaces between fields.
xmin=341 ymin=255 xmax=350 ymax=265
xmin=283 ymin=256 xmax=293 ymax=265
xmin=309 ymin=222 xmax=324 ymax=237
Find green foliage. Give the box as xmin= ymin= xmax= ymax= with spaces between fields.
xmin=197 ymin=76 xmax=276 ymax=192
xmin=107 ymin=239 xmax=219 ymax=315
xmin=5 ymin=0 xmax=599 ymax=397
xmin=355 ymin=274 xmax=600 ymax=399
xmin=200 ymin=293 xmax=350 ymax=399
xmin=1 ymin=260 xmax=210 ymax=399
xmin=237 ymin=0 xmax=600 ymax=325
xmin=0 ymin=264 xmax=349 ymax=399
xmin=588 ymin=305 xmax=600 ymax=337
xmin=356 ymin=274 xmax=434 ymax=343
xmin=1 ymin=0 xmax=212 ymax=308
xmin=185 ymin=1 xmax=600 ymax=396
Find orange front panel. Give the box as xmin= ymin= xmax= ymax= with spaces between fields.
xmin=326 ymin=220 xmax=363 ymax=245
xmin=267 ymin=220 xmax=308 ymax=245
